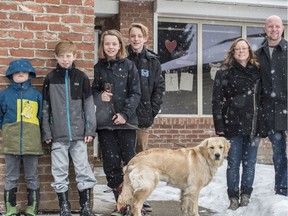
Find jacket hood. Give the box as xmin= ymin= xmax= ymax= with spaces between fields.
xmin=6 ymin=59 xmax=36 ymax=78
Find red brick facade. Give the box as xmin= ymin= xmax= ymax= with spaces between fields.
xmin=0 ymin=0 xmax=95 ymax=212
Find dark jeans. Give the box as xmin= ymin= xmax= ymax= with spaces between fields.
xmin=98 ymin=129 xmax=136 ymax=189
xmin=268 ymin=130 xmax=287 ymax=196
xmin=226 ymin=135 xmax=260 ymax=198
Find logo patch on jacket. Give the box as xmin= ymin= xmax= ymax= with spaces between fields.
xmin=141 ymin=69 xmax=149 ymax=77
xmin=17 ymin=99 xmax=39 ymax=125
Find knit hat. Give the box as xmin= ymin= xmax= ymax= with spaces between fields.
xmin=6 ymin=59 xmax=36 ymax=78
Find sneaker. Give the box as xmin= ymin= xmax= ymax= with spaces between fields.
xmin=228 ymin=197 xmax=239 ymax=210
xmin=240 ymin=194 xmax=250 ymax=207
xmin=143 ymin=201 xmax=152 ymax=212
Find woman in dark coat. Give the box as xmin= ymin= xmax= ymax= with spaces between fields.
xmin=212 ymin=38 xmax=262 ymax=211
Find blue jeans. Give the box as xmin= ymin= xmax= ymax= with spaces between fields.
xmin=268 ymin=130 xmax=287 ymax=196
xmin=226 ymin=135 xmax=260 ymax=197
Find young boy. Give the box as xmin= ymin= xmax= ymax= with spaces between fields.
xmin=127 ymin=23 xmax=165 ymax=213
xmin=42 ymin=39 xmax=97 ymax=216
xmin=0 ymin=59 xmax=43 ymax=216
xmin=127 ymin=23 xmax=165 ymax=153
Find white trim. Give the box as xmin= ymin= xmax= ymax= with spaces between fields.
xmin=94 ymin=0 xmax=119 ymax=17
xmin=197 ymin=23 xmax=202 ymax=115
xmin=155 ymin=0 xmax=288 ymax=23
xmin=154 ymin=12 xmax=159 ymax=52
xmin=157 ymin=114 xmax=212 ymax=118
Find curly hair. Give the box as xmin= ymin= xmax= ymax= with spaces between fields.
xmin=223 ymin=38 xmax=260 ymax=70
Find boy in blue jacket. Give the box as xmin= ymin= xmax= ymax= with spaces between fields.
xmin=0 ymin=59 xmax=43 ymax=216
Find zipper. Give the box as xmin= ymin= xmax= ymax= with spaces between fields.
xmin=251 ymin=79 xmax=260 ymax=136
xmin=65 ymin=69 xmax=73 ymax=141
xmin=231 ymin=75 xmax=258 ymax=135
xmin=20 ymin=85 xmax=23 ymax=155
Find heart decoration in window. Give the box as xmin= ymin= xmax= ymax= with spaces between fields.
xmin=165 ymin=40 xmax=177 ymax=53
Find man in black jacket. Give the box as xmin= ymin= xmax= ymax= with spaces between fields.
xmin=256 ymin=15 xmax=287 ymax=196
xmin=127 ymin=23 xmax=165 ymax=213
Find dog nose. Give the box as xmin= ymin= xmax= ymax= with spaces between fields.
xmin=215 ymin=153 xmax=220 ymax=160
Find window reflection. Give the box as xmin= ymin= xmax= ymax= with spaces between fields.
xmin=247 ymin=27 xmax=266 ymax=51
xmin=203 ymin=25 xmax=241 ymax=114
xmin=158 ymin=22 xmax=198 ymax=114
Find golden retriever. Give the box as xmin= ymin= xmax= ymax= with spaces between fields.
xmin=116 ymin=137 xmax=230 ymax=216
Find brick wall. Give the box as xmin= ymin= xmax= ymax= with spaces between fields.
xmin=149 ymin=117 xmax=275 ymax=165
xmin=0 ymin=0 xmax=95 ymax=212
xmin=95 ymin=1 xmax=154 ymax=49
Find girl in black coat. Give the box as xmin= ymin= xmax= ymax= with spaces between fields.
xmin=212 ymin=38 xmax=262 ymax=211
xmin=92 ymin=30 xmax=141 ymax=216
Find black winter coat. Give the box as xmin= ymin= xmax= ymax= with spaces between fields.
xmin=212 ymin=62 xmax=262 ymax=137
xmin=255 ymin=38 xmax=287 ymax=132
xmin=92 ymin=58 xmax=141 ymax=130
xmin=127 ymin=45 xmax=165 ymax=128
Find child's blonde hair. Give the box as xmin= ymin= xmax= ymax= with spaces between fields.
xmin=128 ymin=23 xmax=149 ymax=38
xmin=98 ymin=29 xmax=127 ymax=59
xmin=54 ymin=39 xmax=77 ymax=56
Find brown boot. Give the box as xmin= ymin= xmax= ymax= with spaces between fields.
xmin=240 ymin=194 xmax=250 ymax=207
xmin=228 ymin=197 xmax=239 ymax=210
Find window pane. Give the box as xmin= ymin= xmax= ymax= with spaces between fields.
xmin=202 ymin=25 xmax=241 ymax=114
xmin=247 ymin=27 xmax=266 ymax=51
xmin=158 ymin=22 xmax=198 ymax=114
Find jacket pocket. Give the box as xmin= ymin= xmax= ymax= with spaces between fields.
xmin=137 ymin=101 xmax=153 ymax=128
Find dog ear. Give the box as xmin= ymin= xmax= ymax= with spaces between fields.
xmin=221 ymin=138 xmax=231 ymax=156
xmin=199 ymin=138 xmax=209 ymax=156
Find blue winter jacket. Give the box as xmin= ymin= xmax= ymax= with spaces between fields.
xmin=0 ymin=60 xmax=43 ymax=155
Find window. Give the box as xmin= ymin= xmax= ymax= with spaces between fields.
xmin=202 ymin=24 xmax=241 ymax=114
xmin=247 ymin=27 xmax=266 ymax=51
xmin=158 ymin=19 xmax=266 ymax=115
xmin=158 ymin=22 xmax=198 ymax=114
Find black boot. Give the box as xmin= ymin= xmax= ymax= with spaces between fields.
xmin=25 ymin=188 xmax=40 ymax=216
xmin=112 ymin=185 xmax=122 ymax=202
xmin=4 ymin=188 xmax=20 ymax=216
xmin=57 ymin=191 xmax=72 ymax=216
xmin=227 ymin=189 xmax=240 ymax=210
xmin=240 ymin=186 xmax=253 ymax=207
xmin=78 ymin=189 xmax=95 ymax=216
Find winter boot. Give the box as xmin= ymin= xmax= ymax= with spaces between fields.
xmin=57 ymin=191 xmax=72 ymax=216
xmin=112 ymin=185 xmax=123 ymax=202
xmin=228 ymin=197 xmax=239 ymax=210
xmin=111 ymin=185 xmax=129 ymax=216
xmin=78 ymin=189 xmax=95 ymax=216
xmin=240 ymin=186 xmax=252 ymax=207
xmin=25 ymin=188 xmax=40 ymax=216
xmin=4 ymin=188 xmax=20 ymax=216
xmin=227 ymin=189 xmax=240 ymax=210
xmin=240 ymin=194 xmax=250 ymax=207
